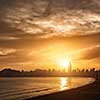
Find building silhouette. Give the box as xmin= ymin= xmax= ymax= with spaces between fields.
xmin=68 ymin=61 xmax=72 ymax=72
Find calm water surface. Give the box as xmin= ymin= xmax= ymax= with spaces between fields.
xmin=0 ymin=77 xmax=95 ymax=100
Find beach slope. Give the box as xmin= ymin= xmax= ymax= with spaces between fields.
xmin=25 ymin=80 xmax=100 ymax=100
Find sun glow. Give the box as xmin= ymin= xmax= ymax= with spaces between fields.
xmin=60 ymin=78 xmax=69 ymax=90
xmin=58 ymin=58 xmax=70 ymax=70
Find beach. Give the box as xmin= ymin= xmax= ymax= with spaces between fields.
xmin=25 ymin=79 xmax=100 ymax=100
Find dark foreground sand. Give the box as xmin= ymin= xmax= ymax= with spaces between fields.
xmin=25 ymin=79 xmax=100 ymax=100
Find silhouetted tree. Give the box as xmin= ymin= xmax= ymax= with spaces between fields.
xmin=86 ymin=69 xmax=89 ymax=72
xmin=90 ymin=68 xmax=95 ymax=72
xmin=81 ymin=69 xmax=85 ymax=72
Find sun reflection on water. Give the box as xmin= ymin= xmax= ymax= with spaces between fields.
xmin=60 ymin=77 xmax=71 ymax=90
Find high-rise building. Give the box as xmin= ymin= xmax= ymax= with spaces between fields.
xmin=68 ymin=61 xmax=72 ymax=72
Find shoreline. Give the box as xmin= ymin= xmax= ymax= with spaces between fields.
xmin=25 ymin=79 xmax=100 ymax=100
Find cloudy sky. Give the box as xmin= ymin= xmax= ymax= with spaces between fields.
xmin=0 ymin=0 xmax=100 ymax=70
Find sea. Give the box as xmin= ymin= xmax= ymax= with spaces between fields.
xmin=0 ymin=77 xmax=95 ymax=100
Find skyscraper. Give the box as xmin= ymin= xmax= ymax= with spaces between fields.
xmin=68 ymin=61 xmax=72 ymax=72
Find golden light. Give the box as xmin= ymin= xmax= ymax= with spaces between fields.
xmin=58 ymin=58 xmax=70 ymax=70
xmin=60 ymin=77 xmax=69 ymax=90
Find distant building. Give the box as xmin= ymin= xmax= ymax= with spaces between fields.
xmin=68 ymin=61 xmax=72 ymax=72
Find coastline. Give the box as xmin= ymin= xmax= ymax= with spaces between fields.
xmin=25 ymin=79 xmax=100 ymax=100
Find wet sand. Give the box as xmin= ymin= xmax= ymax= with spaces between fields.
xmin=25 ymin=79 xmax=100 ymax=100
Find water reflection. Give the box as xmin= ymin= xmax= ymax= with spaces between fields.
xmin=60 ymin=77 xmax=71 ymax=90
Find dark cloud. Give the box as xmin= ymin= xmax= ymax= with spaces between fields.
xmin=78 ymin=45 xmax=100 ymax=60
xmin=0 ymin=48 xmax=16 ymax=57
xmin=0 ymin=48 xmax=31 ymax=64
xmin=0 ymin=0 xmax=100 ymax=39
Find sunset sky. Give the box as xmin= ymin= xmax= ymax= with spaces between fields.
xmin=0 ymin=0 xmax=100 ymax=71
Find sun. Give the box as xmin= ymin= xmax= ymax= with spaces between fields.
xmin=59 ymin=58 xmax=70 ymax=69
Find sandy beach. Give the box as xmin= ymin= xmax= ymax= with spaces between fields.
xmin=25 ymin=79 xmax=100 ymax=100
